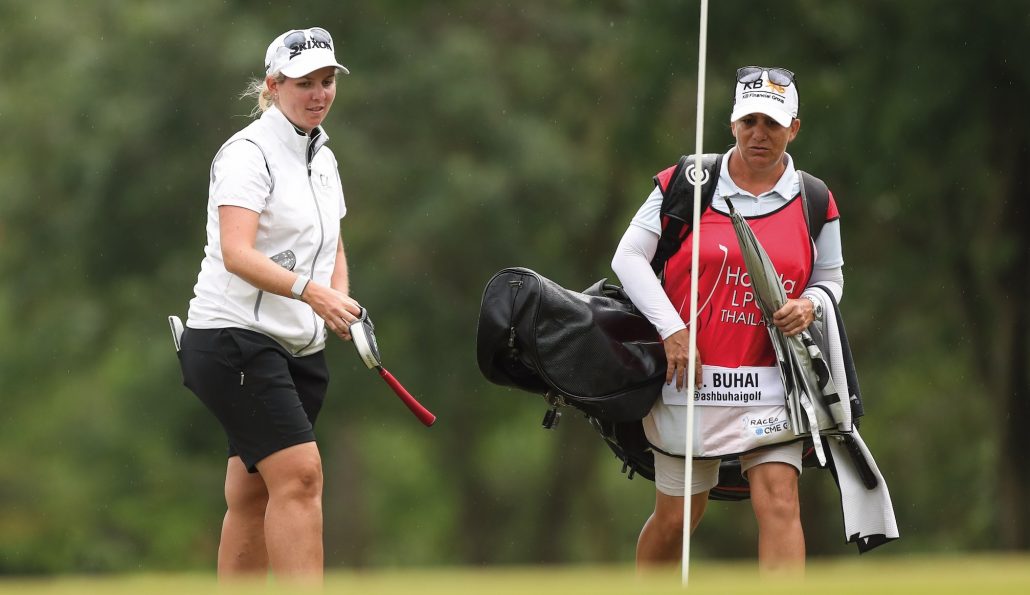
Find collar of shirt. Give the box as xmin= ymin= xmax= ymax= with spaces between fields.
xmin=262 ymin=105 xmax=329 ymax=159
xmin=711 ymin=147 xmax=800 ymax=216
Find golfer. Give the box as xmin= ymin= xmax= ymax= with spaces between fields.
xmin=611 ymin=66 xmax=844 ymax=573
xmin=178 ymin=27 xmax=359 ymax=582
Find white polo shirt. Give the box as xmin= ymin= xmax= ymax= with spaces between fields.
xmin=187 ymin=106 xmax=347 ymax=356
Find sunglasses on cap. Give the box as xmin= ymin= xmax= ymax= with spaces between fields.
xmin=736 ymin=66 xmax=796 ymax=88
xmin=283 ymin=27 xmax=333 ymax=57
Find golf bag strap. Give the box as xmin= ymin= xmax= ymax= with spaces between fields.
xmin=649 ymin=153 xmax=723 ymax=278
xmin=798 ymin=170 xmax=830 ymax=240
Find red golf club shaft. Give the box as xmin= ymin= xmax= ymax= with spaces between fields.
xmin=378 ymin=367 xmax=436 ymax=426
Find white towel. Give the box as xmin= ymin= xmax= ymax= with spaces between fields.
xmin=808 ymin=288 xmax=900 ymax=552
xmin=808 ymin=289 xmax=853 ymax=431
xmin=827 ymin=432 xmax=900 ymax=552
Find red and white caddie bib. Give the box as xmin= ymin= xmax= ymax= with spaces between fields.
xmin=648 ymin=196 xmax=819 ymax=457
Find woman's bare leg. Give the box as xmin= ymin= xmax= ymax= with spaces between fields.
xmin=218 ymin=456 xmax=269 ymax=578
xmin=748 ymin=462 xmax=804 ymax=575
xmin=636 ymin=490 xmax=709 ymax=567
xmin=256 ymin=442 xmax=324 ymax=584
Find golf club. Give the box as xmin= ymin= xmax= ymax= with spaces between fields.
xmin=349 ymin=308 xmax=437 ymax=427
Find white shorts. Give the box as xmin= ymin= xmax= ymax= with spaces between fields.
xmin=653 ymin=441 xmax=803 ymax=497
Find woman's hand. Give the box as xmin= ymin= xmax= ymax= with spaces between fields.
xmin=772 ymin=297 xmax=815 ymax=337
xmin=663 ymin=329 xmax=702 ymax=391
xmin=300 ymin=283 xmax=362 ymax=341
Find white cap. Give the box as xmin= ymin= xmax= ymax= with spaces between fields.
xmin=729 ymin=70 xmax=798 ymax=127
xmin=264 ymin=27 xmax=349 ymax=78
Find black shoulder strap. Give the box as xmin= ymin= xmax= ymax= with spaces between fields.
xmin=797 ymin=170 xmax=830 ymax=240
xmin=649 ymin=153 xmax=722 ymax=278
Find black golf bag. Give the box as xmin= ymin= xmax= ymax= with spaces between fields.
xmin=477 ymin=267 xmax=666 ymax=420
xmin=476 ymin=267 xmax=665 ymax=480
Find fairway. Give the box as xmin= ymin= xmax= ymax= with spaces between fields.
xmin=2 ymin=555 xmax=1028 ymax=595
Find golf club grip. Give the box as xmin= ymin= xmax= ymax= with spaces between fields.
xmin=378 ymin=367 xmax=436 ymax=426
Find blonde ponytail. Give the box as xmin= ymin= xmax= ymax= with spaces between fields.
xmin=241 ymin=74 xmax=286 ymax=117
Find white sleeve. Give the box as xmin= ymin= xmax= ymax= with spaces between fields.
xmin=611 ymin=224 xmax=686 ymax=339
xmin=628 ymin=185 xmax=664 ymax=234
xmin=805 ymin=266 xmax=844 ymax=303
xmin=210 ymin=140 xmax=272 ymax=213
xmin=813 ymin=219 xmax=844 ymax=269
xmin=808 ymin=218 xmax=845 ymax=302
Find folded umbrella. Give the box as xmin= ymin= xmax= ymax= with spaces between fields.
xmin=724 ymin=199 xmax=851 ymax=465
xmin=726 ymin=202 xmax=895 ymax=544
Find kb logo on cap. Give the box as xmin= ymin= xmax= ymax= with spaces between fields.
xmin=742 ymin=78 xmax=785 ymax=94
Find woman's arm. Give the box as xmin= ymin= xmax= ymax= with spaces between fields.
xmin=220 ymin=205 xmax=301 ymax=297
xmin=772 ymin=218 xmax=845 ymax=335
xmin=612 ymin=224 xmax=699 ymax=390
xmin=330 ymin=237 xmax=349 ymax=294
xmin=219 ymin=206 xmax=360 ymax=339
xmin=808 ymin=218 xmax=844 ymax=301
xmin=611 ymin=225 xmax=685 ymax=339
xmin=806 ymin=267 xmax=843 ymax=302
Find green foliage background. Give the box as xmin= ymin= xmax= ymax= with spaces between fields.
xmin=1 ymin=0 xmax=1028 ymax=574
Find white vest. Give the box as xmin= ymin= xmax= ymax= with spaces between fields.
xmin=187 ymin=107 xmax=346 ymax=356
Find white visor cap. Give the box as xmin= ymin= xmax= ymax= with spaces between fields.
xmin=729 ymin=70 xmax=798 ymax=127
xmin=265 ymin=27 xmax=349 ymax=78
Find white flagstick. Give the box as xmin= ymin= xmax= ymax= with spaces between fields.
xmin=682 ymin=0 xmax=709 ymax=586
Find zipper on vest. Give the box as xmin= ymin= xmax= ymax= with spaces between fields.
xmin=297 ymin=137 xmax=326 ymax=353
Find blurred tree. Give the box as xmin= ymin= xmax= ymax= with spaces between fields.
xmin=0 ymin=0 xmax=1027 ymax=574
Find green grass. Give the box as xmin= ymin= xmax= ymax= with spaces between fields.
xmin=2 ymin=555 xmax=1028 ymax=594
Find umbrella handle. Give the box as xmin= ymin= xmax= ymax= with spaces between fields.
xmin=842 ymin=434 xmax=878 ymax=489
